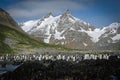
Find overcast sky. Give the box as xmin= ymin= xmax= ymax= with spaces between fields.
xmin=0 ymin=0 xmax=120 ymax=27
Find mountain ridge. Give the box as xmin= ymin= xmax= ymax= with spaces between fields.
xmin=21 ymin=10 xmax=120 ymax=50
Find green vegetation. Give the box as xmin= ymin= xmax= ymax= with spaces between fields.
xmin=0 ymin=24 xmax=72 ymax=54
xmin=0 ymin=24 xmax=45 ymax=54
xmin=0 ymin=41 xmax=13 ymax=54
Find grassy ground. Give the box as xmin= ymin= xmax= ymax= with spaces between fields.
xmin=0 ymin=24 xmax=71 ymax=54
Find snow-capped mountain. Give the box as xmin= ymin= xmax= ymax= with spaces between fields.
xmin=96 ymin=23 xmax=120 ymax=50
xmin=21 ymin=10 xmax=120 ymax=50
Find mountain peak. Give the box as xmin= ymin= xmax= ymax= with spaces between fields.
xmin=64 ymin=9 xmax=70 ymax=14
xmin=106 ymin=22 xmax=120 ymax=30
xmin=109 ymin=22 xmax=120 ymax=27
xmin=0 ymin=8 xmax=9 ymax=15
xmin=0 ymin=8 xmax=17 ymax=27
xmin=60 ymin=9 xmax=75 ymax=21
xmin=62 ymin=9 xmax=71 ymax=16
xmin=0 ymin=8 xmax=23 ymax=32
xmin=43 ymin=12 xmax=53 ymax=18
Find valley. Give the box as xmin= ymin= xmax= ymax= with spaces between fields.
xmin=0 ymin=7 xmax=120 ymax=80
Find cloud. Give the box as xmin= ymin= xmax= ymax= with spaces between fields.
xmin=7 ymin=0 xmax=83 ymax=20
